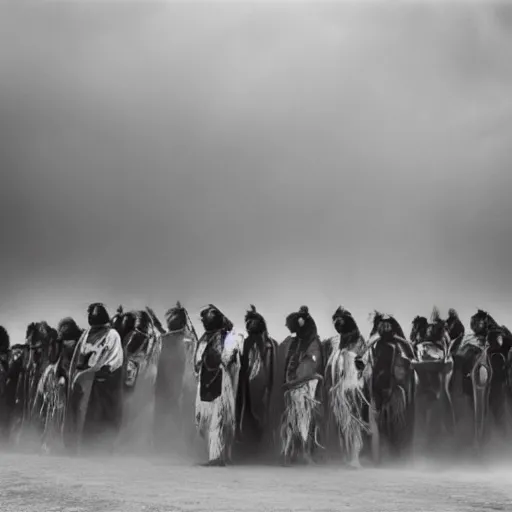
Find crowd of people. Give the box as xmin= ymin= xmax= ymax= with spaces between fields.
xmin=0 ymin=302 xmax=510 ymax=468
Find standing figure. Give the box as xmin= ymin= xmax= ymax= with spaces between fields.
xmin=153 ymin=302 xmax=199 ymax=454
xmin=236 ymin=305 xmax=279 ymax=460
xmin=115 ymin=309 xmax=162 ymax=452
xmin=194 ymin=304 xmax=243 ymax=466
xmin=31 ymin=326 xmax=65 ymax=453
xmin=450 ymin=309 xmax=512 ymax=454
xmin=368 ymin=312 xmax=416 ymax=464
xmin=411 ymin=307 xmax=455 ymax=455
xmin=65 ymin=303 xmax=124 ymax=454
xmin=18 ymin=322 xmax=52 ymax=444
xmin=280 ymin=306 xmax=324 ymax=465
xmin=323 ymin=306 xmax=370 ymax=469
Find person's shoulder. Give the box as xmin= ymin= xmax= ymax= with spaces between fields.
xmin=107 ymin=328 xmax=122 ymax=341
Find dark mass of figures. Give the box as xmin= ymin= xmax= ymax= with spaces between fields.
xmin=0 ymin=302 xmax=511 ymax=468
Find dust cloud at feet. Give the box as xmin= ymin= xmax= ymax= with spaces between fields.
xmin=1 ymin=449 xmax=512 ymax=512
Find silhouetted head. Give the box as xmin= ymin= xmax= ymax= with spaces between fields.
xmin=87 ymin=303 xmax=110 ymax=327
xmin=200 ymin=304 xmax=233 ymax=333
xmin=0 ymin=326 xmax=10 ymax=354
xmin=111 ymin=305 xmax=125 ymax=334
xmin=57 ymin=317 xmax=82 ymax=342
xmin=371 ymin=311 xmax=404 ymax=339
xmin=470 ymin=309 xmax=499 ymax=336
xmin=448 ymin=308 xmax=458 ymax=320
xmin=26 ymin=321 xmax=51 ymax=365
xmin=124 ymin=310 xmax=153 ymax=354
xmin=245 ymin=305 xmax=268 ymax=335
xmin=410 ymin=316 xmax=428 ymax=344
xmin=332 ymin=306 xmax=358 ymax=335
xmin=8 ymin=344 xmax=28 ymax=373
xmin=285 ymin=306 xmax=317 ymax=337
xmin=424 ymin=307 xmax=449 ymax=342
xmin=112 ymin=311 xmax=137 ymax=345
xmin=165 ymin=301 xmax=187 ymax=331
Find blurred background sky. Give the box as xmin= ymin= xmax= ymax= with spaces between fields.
xmin=1 ymin=1 xmax=512 ymax=343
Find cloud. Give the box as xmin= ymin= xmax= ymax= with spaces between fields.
xmin=0 ymin=1 xmax=511 ymax=342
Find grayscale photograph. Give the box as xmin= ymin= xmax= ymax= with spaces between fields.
xmin=1 ymin=1 xmax=512 ymax=511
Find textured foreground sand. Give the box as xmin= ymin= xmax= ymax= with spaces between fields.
xmin=1 ymin=452 xmax=512 ymax=512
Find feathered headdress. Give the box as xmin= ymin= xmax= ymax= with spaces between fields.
xmin=430 ymin=306 xmax=442 ymax=324
xmin=146 ymin=306 xmax=166 ymax=334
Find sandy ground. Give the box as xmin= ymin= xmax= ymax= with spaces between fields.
xmin=1 ymin=450 xmax=512 ymax=512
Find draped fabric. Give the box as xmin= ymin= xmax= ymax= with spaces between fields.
xmin=369 ymin=334 xmax=416 ymax=455
xmin=280 ymin=331 xmax=324 ymax=461
xmin=74 ymin=326 xmax=124 ymax=375
xmin=195 ymin=329 xmax=243 ymax=464
xmin=237 ymin=334 xmax=279 ymax=453
xmin=154 ymin=327 xmax=198 ymax=452
xmin=65 ymin=326 xmax=124 ymax=452
xmin=284 ymin=333 xmax=323 ymax=385
xmin=118 ymin=327 xmax=162 ymax=451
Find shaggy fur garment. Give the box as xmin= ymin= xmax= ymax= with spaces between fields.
xmin=280 ymin=379 xmax=322 ymax=461
xmin=326 ymin=347 xmax=370 ymax=466
xmin=195 ymin=330 xmax=243 ymax=464
xmin=33 ymin=362 xmax=66 ymax=453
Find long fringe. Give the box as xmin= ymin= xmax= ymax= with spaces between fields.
xmin=327 ymin=349 xmax=370 ymax=459
xmin=280 ymin=380 xmax=321 ymax=459
xmin=195 ymin=355 xmax=240 ymax=462
xmin=380 ymin=385 xmax=407 ymax=435
xmin=36 ymin=364 xmax=66 ymax=453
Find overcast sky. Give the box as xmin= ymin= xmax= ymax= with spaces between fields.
xmin=1 ymin=1 xmax=512 ymax=344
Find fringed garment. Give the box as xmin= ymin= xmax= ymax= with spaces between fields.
xmin=194 ymin=329 xmax=243 ymax=465
xmin=31 ymin=362 xmax=66 ymax=453
xmin=280 ymin=333 xmax=324 ymax=463
xmin=280 ymin=378 xmax=323 ymax=462
xmin=19 ymin=355 xmax=49 ymax=438
xmin=325 ymin=333 xmax=371 ymax=467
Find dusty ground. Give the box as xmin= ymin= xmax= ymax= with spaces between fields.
xmin=1 ymin=450 xmax=512 ymax=512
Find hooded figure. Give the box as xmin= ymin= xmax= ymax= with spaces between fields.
xmin=235 ymin=305 xmax=279 ymax=459
xmin=323 ymin=307 xmax=370 ymax=469
xmin=280 ymin=306 xmax=324 ymax=465
xmin=153 ymin=301 xmax=198 ymax=453
xmin=65 ymin=303 xmax=124 ymax=454
xmin=194 ymin=304 xmax=243 ymax=466
xmin=367 ymin=312 xmax=416 ymax=463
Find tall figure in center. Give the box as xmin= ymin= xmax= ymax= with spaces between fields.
xmin=194 ymin=304 xmax=243 ymax=466
xmin=280 ymin=306 xmax=324 ymax=465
